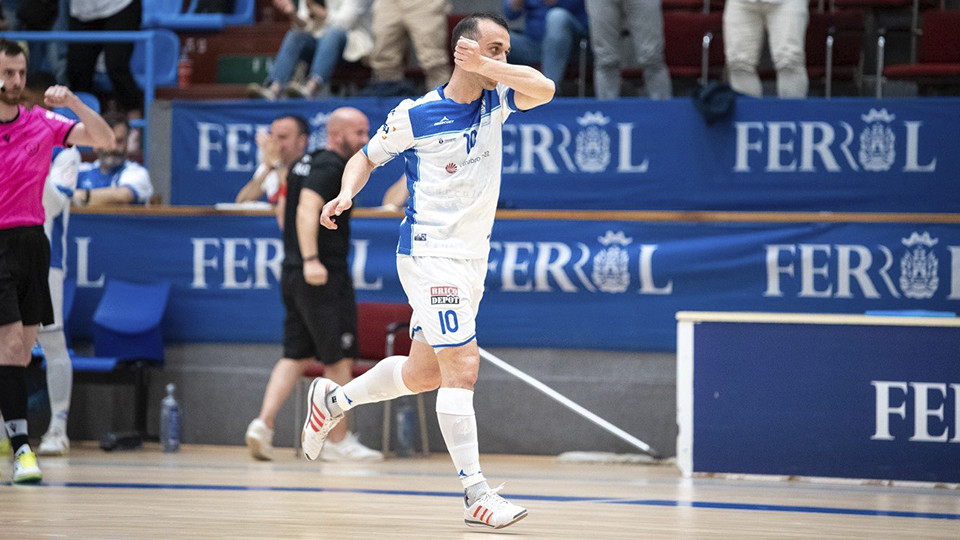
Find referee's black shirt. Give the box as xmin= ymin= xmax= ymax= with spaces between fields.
xmin=282 ymin=149 xmax=350 ymax=270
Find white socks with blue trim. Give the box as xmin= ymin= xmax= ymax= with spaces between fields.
xmin=327 ymin=355 xmax=414 ymax=417
xmin=436 ymin=387 xmax=487 ymax=493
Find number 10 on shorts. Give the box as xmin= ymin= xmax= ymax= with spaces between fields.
xmin=438 ymin=310 xmax=459 ymax=335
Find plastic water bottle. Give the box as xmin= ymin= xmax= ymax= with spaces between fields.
xmin=160 ymin=383 xmax=180 ymax=453
xmin=394 ymin=398 xmax=416 ymax=458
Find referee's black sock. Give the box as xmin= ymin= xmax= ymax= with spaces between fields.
xmin=0 ymin=365 xmax=30 ymax=451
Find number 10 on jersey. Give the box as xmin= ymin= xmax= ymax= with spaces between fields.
xmin=463 ymin=129 xmax=478 ymax=154
xmin=438 ymin=310 xmax=459 ymax=335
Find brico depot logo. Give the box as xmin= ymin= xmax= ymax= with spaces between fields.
xmin=430 ymin=286 xmax=460 ymax=305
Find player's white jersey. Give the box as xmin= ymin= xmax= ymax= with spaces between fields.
xmin=42 ymin=147 xmax=80 ymax=271
xmin=363 ymin=83 xmax=520 ymax=259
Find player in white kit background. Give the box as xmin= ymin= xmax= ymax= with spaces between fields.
xmin=301 ymin=12 xmax=555 ymax=530
xmin=37 ymin=142 xmax=81 ymax=456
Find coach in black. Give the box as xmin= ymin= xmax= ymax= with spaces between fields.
xmin=245 ymin=108 xmax=383 ymax=462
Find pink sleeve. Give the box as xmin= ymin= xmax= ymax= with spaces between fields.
xmin=36 ymin=108 xmax=79 ymax=147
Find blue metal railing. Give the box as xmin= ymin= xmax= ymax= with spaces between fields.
xmin=0 ymin=31 xmax=161 ymax=166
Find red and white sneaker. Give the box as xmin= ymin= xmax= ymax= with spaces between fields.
xmin=464 ymin=484 xmax=528 ymax=529
xmin=301 ymin=377 xmax=343 ymax=461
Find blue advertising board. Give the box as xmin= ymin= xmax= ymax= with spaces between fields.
xmin=169 ymin=98 xmax=960 ymax=212
xmin=677 ymin=313 xmax=960 ymax=483
xmin=65 ymin=213 xmax=960 ymax=350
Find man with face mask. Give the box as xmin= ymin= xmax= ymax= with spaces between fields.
xmin=73 ymin=112 xmax=153 ymax=206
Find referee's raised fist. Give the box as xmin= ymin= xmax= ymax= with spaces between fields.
xmin=43 ymin=86 xmax=76 ymax=108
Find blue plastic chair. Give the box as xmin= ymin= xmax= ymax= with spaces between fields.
xmin=92 ymin=279 xmax=171 ymax=362
xmin=142 ymin=0 xmax=254 ymax=30
xmin=130 ymin=29 xmax=180 ymax=88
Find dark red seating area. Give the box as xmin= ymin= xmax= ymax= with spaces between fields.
xmin=663 ymin=12 xmax=725 ymax=81
xmin=806 ymin=10 xmax=866 ymax=82
xmin=884 ymin=10 xmax=960 ymax=83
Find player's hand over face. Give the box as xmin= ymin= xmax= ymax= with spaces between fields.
xmin=303 ymin=260 xmax=328 ymax=286
xmin=320 ymin=193 xmax=352 ymax=230
xmin=454 ymin=37 xmax=486 ymax=73
xmin=44 ymin=86 xmax=77 ymax=109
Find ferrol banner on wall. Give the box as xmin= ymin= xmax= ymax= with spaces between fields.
xmin=169 ymin=98 xmax=960 ymax=211
xmin=66 ymin=214 xmax=960 ymax=350
xmin=677 ymin=313 xmax=960 ymax=483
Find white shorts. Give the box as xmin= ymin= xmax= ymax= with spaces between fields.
xmin=397 ymin=255 xmax=486 ymax=349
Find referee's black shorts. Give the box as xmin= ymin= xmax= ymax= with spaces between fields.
xmin=0 ymin=226 xmax=54 ymax=327
xmin=281 ymin=265 xmax=358 ymax=364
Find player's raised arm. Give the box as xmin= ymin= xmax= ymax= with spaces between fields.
xmin=454 ymin=36 xmax=555 ymax=111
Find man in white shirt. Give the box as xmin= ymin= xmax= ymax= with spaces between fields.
xmin=73 ymin=112 xmax=153 ymax=206
xmin=301 ymin=13 xmax=554 ymax=530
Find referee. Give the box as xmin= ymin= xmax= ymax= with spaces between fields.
xmin=245 ymin=108 xmax=382 ymax=462
xmin=0 ymin=39 xmax=112 ymax=484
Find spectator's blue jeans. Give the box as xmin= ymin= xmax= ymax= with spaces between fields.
xmin=268 ymin=26 xmax=348 ymax=86
xmin=507 ymin=7 xmax=588 ymax=92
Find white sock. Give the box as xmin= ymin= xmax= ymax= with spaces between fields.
xmin=436 ymin=387 xmax=486 ymax=490
xmin=39 ymin=330 xmax=72 ymax=433
xmin=327 ymin=355 xmax=414 ymax=416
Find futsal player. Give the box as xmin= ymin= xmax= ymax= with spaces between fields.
xmin=300 ymin=13 xmax=555 ymax=529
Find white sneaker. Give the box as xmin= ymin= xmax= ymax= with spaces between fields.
xmin=320 ymin=432 xmax=384 ymax=462
xmin=244 ymin=418 xmax=274 ymax=461
xmin=301 ymin=377 xmax=343 ymax=461
xmin=37 ymin=428 xmax=70 ymax=456
xmin=464 ymin=484 xmax=528 ymax=529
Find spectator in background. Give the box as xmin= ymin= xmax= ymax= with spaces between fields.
xmin=249 ymin=0 xmax=374 ymax=100
xmin=235 ymin=115 xmax=309 ymax=209
xmin=503 ymin=0 xmax=588 ymax=95
xmin=73 ymin=113 xmax=153 ymax=206
xmin=723 ymin=0 xmax=808 ymax=98
xmin=585 ymin=0 xmax=671 ymax=99
xmin=67 ymin=0 xmax=142 ymax=114
xmin=368 ymin=0 xmax=451 ymax=92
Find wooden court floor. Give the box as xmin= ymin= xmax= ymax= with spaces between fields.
xmin=1 ymin=443 xmax=958 ymax=539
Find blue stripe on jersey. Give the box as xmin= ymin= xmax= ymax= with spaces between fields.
xmin=407 ymin=92 xmax=494 ymax=139
xmin=505 ymin=88 xmax=520 ymax=112
xmin=487 ymin=89 xmax=500 ymax=115
xmin=55 ymin=184 xmax=75 ymax=198
xmin=397 ymin=148 xmax=421 ymax=255
xmin=50 ymin=213 xmax=66 ymax=269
